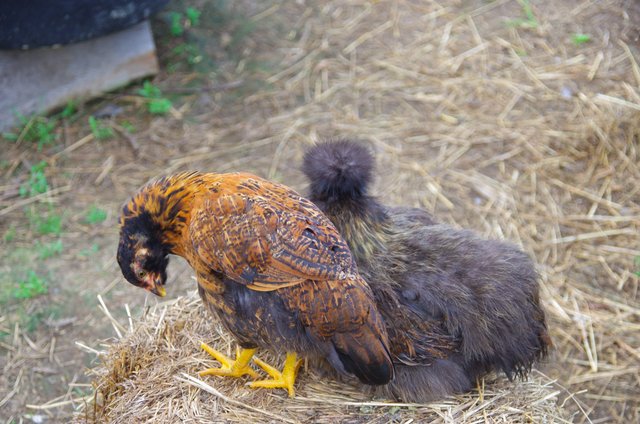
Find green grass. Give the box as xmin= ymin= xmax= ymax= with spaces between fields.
xmin=138 ymin=81 xmax=173 ymax=115
xmin=88 ymin=116 xmax=115 ymax=140
xmin=172 ymin=42 xmax=203 ymax=65
xmin=515 ymin=48 xmax=528 ymax=57
xmin=24 ymin=302 xmax=62 ymax=333
xmin=19 ymin=163 xmax=63 ymax=235
xmin=36 ymin=214 xmax=63 ymax=235
xmin=506 ymin=0 xmax=538 ymax=29
xmin=3 ymin=114 xmax=58 ymax=150
xmin=79 ymin=243 xmax=100 ymax=257
xmin=120 ymin=120 xmax=136 ymax=133
xmin=2 ymin=101 xmax=78 ymax=149
xmin=170 ymin=12 xmax=185 ymax=36
xmin=572 ymin=33 xmax=591 ymax=45
xmin=19 ymin=161 xmax=49 ymax=197
xmin=85 ymin=205 xmax=107 ymax=224
xmin=0 ymin=233 xmax=64 ymax=336
xmin=186 ymin=7 xmax=201 ymax=27
xmin=149 ymin=98 xmax=174 ymax=114
xmin=0 ymin=301 xmax=57 ymax=336
xmin=169 ymin=6 xmax=201 ymax=36
xmin=37 ymin=239 xmax=63 ymax=259
xmin=60 ymin=101 xmax=77 ymax=118
xmin=3 ymin=226 xmax=16 ymax=242
xmin=635 ymin=256 xmax=640 ymax=277
xmin=27 ymin=209 xmax=63 ymax=235
xmin=72 ymin=386 xmax=93 ymax=398
xmin=138 ymin=80 xmax=163 ymax=98
xmin=12 ymin=270 xmax=48 ymax=300
xmin=228 ymin=19 xmax=257 ymax=53
xmin=161 ymin=2 xmax=245 ymax=73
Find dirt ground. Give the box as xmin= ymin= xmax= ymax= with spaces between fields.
xmin=1 ymin=0 xmax=639 ymax=422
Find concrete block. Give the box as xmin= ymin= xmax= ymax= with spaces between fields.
xmin=0 ymin=21 xmax=158 ymax=132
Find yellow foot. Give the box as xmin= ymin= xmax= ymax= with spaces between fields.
xmin=250 ymin=352 xmax=303 ymax=397
xmin=198 ymin=343 xmax=258 ymax=379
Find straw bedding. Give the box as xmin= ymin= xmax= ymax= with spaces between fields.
xmin=80 ymin=292 xmax=569 ymax=423
xmin=77 ymin=0 xmax=639 ymax=421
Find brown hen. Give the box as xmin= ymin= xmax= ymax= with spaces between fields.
xmin=303 ymin=140 xmax=551 ymax=402
xmin=116 ymin=171 xmax=393 ymax=396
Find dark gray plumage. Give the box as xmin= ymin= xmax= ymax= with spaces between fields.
xmin=302 ymin=139 xmax=551 ymax=402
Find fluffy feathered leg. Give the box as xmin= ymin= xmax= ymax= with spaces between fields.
xmin=250 ymin=352 xmax=303 ymax=397
xmin=198 ymin=343 xmax=258 ymax=379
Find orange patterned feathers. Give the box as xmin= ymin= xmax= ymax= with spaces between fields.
xmin=117 ymin=171 xmax=394 ymax=388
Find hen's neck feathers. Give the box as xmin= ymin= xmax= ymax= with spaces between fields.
xmin=321 ymin=198 xmax=389 ymax=262
xmin=120 ymin=171 xmax=212 ymax=255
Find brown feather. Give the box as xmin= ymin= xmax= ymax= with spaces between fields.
xmin=117 ymin=171 xmax=394 ymax=386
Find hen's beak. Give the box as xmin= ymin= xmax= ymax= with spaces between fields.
xmin=143 ymin=274 xmax=166 ymax=297
xmin=150 ymin=284 xmax=167 ymax=297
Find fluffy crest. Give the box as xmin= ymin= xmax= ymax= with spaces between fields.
xmin=302 ymin=140 xmax=375 ymax=203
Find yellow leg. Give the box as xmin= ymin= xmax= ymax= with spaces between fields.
xmin=250 ymin=352 xmax=303 ymax=397
xmin=198 ymin=342 xmax=258 ymax=379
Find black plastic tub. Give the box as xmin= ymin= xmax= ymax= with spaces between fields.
xmin=0 ymin=0 xmax=169 ymax=50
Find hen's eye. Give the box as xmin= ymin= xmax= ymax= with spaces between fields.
xmin=138 ymin=270 xmax=146 ymax=278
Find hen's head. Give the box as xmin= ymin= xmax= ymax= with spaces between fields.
xmin=117 ymin=211 xmax=169 ymax=297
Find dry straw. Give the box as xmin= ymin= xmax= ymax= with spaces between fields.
xmin=78 ymin=292 xmax=570 ymax=423
xmin=73 ymin=0 xmax=638 ymax=421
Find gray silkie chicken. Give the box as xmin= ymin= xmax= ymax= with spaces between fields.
xmin=302 ymin=139 xmax=551 ymax=402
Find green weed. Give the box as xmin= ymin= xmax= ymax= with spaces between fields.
xmin=572 ymin=33 xmax=591 ymax=45
xmin=12 ymin=270 xmax=48 ymax=299
xmin=169 ymin=6 xmax=201 ymax=37
xmin=85 ymin=205 xmax=107 ymax=224
xmin=36 ymin=215 xmax=62 ymax=235
xmin=186 ymin=7 xmax=201 ymax=27
xmin=19 ymin=161 xmax=49 ymax=197
xmin=1 ymin=101 xmax=79 ymax=149
xmin=3 ymin=227 xmax=16 ymax=242
xmin=138 ymin=80 xmax=162 ymax=98
xmin=228 ymin=19 xmax=257 ymax=53
xmin=506 ymin=0 xmax=538 ymax=29
xmin=37 ymin=239 xmax=63 ymax=259
xmin=138 ymin=81 xmax=173 ymax=115
xmin=163 ymin=3 xmax=233 ymax=73
xmin=635 ymin=256 xmax=640 ymax=277
xmin=173 ymin=42 xmax=203 ymax=65
xmin=60 ymin=101 xmax=77 ymax=118
xmin=25 ymin=304 xmax=61 ymax=332
xmin=72 ymin=386 xmax=93 ymax=398
xmin=3 ymin=114 xmax=58 ymax=150
xmin=27 ymin=209 xmax=63 ymax=235
xmin=79 ymin=243 xmax=100 ymax=257
xmin=88 ymin=116 xmax=115 ymax=140
xmin=148 ymin=98 xmax=173 ymax=114
xmin=120 ymin=120 xmax=136 ymax=133
xmin=170 ymin=12 xmax=185 ymax=36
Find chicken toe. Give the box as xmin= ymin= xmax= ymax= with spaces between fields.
xmin=198 ymin=343 xmax=258 ymax=379
xmin=250 ymin=352 xmax=302 ymax=397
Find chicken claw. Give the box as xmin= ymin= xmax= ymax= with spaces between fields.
xmin=250 ymin=352 xmax=303 ymax=397
xmin=198 ymin=343 xmax=258 ymax=379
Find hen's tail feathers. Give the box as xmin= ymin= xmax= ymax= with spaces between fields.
xmin=303 ymin=140 xmax=374 ymax=203
xmin=331 ymin=330 xmax=395 ymax=385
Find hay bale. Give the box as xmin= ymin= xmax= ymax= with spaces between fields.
xmin=77 ymin=291 xmax=568 ymax=423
